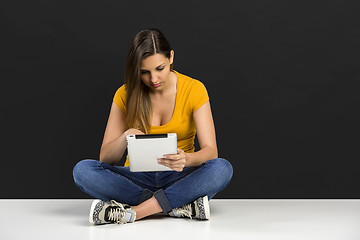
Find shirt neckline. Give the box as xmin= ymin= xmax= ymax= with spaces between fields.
xmin=150 ymin=70 xmax=179 ymax=129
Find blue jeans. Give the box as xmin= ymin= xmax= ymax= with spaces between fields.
xmin=73 ymin=158 xmax=233 ymax=213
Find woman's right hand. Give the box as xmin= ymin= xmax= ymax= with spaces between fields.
xmin=125 ymin=128 xmax=145 ymax=136
xmin=100 ymin=102 xmax=146 ymax=164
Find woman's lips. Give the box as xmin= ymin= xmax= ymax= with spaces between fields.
xmin=152 ymin=83 xmax=161 ymax=88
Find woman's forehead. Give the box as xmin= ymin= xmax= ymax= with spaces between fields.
xmin=141 ymin=53 xmax=168 ymax=69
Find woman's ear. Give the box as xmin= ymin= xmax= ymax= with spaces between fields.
xmin=169 ymin=50 xmax=175 ymax=65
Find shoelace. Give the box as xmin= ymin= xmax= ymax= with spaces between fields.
xmin=107 ymin=200 xmax=127 ymax=224
xmin=174 ymin=204 xmax=193 ymax=219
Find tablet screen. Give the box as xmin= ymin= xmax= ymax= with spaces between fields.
xmin=126 ymin=133 xmax=177 ymax=172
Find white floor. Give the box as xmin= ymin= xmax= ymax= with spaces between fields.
xmin=1 ymin=199 xmax=359 ymax=240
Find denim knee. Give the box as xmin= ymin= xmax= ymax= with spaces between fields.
xmin=73 ymin=159 xmax=98 ymax=187
xmin=204 ymin=158 xmax=233 ymax=193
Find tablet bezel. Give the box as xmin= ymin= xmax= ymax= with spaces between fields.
xmin=126 ymin=133 xmax=177 ymax=172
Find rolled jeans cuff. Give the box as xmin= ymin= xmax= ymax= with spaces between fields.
xmin=154 ymin=189 xmax=172 ymax=213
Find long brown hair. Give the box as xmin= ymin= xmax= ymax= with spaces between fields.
xmin=124 ymin=29 xmax=173 ymax=133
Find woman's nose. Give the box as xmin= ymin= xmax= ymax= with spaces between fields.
xmin=150 ymin=73 xmax=158 ymax=83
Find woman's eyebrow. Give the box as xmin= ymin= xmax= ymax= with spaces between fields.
xmin=141 ymin=63 xmax=165 ymax=71
xmin=156 ymin=63 xmax=165 ymax=68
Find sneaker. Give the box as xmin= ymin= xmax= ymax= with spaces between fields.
xmin=89 ymin=199 xmax=136 ymax=225
xmin=169 ymin=196 xmax=210 ymax=220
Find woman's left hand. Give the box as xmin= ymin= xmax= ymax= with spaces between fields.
xmin=158 ymin=149 xmax=186 ymax=172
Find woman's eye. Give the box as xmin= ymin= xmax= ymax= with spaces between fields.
xmin=141 ymin=68 xmax=163 ymax=74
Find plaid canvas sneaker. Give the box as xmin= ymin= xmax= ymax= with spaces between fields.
xmin=169 ymin=196 xmax=210 ymax=220
xmin=89 ymin=199 xmax=136 ymax=225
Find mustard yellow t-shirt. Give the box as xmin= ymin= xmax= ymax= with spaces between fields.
xmin=113 ymin=70 xmax=209 ymax=167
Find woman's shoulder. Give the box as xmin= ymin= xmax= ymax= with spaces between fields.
xmin=175 ymin=71 xmax=206 ymax=90
xmin=174 ymin=71 xmax=209 ymax=112
xmin=113 ymin=84 xmax=127 ymax=112
xmin=114 ymin=84 xmax=127 ymax=97
xmin=118 ymin=83 xmax=127 ymax=92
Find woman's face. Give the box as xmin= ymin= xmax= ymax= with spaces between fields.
xmin=140 ymin=51 xmax=174 ymax=90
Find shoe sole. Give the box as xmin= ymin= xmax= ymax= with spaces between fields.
xmin=202 ymin=195 xmax=211 ymax=220
xmin=89 ymin=199 xmax=102 ymax=224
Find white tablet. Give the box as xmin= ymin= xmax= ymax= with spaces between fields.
xmin=126 ymin=133 xmax=177 ymax=172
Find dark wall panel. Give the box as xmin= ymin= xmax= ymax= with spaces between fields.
xmin=1 ymin=0 xmax=359 ymax=198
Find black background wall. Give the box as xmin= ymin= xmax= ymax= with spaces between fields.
xmin=1 ymin=0 xmax=359 ymax=199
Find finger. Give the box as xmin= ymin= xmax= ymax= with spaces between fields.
xmin=164 ymin=149 xmax=183 ymax=158
xmin=158 ymin=158 xmax=176 ymax=166
xmin=162 ymin=155 xmax=181 ymax=160
xmin=164 ymin=164 xmax=184 ymax=172
xmin=158 ymin=158 xmax=184 ymax=168
xmin=173 ymin=167 xmax=184 ymax=172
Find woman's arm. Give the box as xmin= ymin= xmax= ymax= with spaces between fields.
xmin=159 ymin=100 xmax=218 ymax=170
xmin=99 ymin=102 xmax=143 ymax=165
xmin=185 ymin=100 xmax=218 ymax=167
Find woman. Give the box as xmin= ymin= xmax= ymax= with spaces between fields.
xmin=73 ymin=28 xmax=233 ymax=225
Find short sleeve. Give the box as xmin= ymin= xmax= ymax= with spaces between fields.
xmin=113 ymin=85 xmax=127 ymax=114
xmin=191 ymin=80 xmax=209 ymax=112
